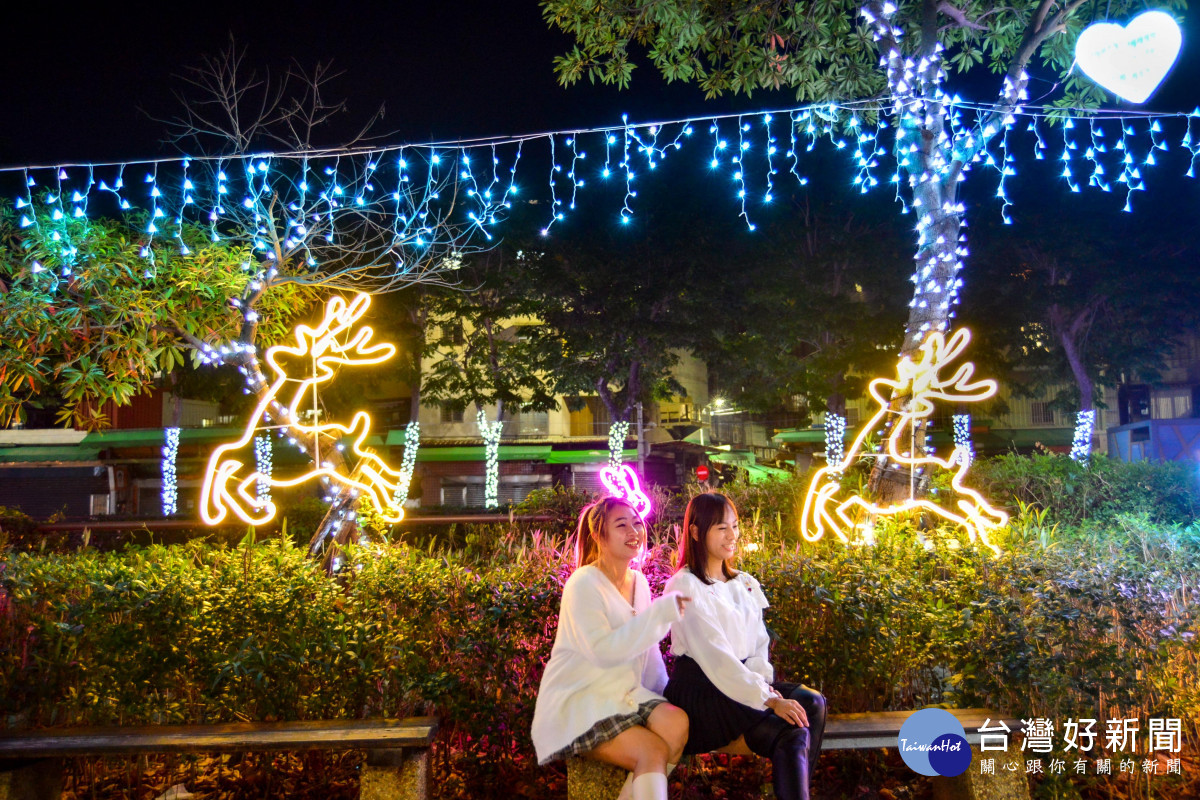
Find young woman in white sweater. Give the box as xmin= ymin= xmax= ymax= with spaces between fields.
xmin=532 ymin=496 xmax=691 ymax=800
xmin=663 ymin=492 xmax=826 ymax=800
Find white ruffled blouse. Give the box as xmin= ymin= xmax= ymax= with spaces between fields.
xmin=665 ymin=567 xmax=774 ymax=710
xmin=531 ymin=564 xmax=682 ymax=764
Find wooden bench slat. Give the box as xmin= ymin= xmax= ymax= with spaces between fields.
xmin=0 ymin=718 xmax=438 ymax=759
xmin=823 ymin=709 xmax=1020 ymax=751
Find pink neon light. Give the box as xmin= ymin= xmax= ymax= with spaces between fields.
xmin=599 ymin=465 xmax=652 ymax=518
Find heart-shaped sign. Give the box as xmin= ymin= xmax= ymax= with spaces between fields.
xmin=1075 ymin=10 xmax=1182 ymax=104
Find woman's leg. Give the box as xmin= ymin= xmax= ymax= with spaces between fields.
xmin=586 ymin=723 xmax=670 ymax=778
xmin=645 ymin=703 xmax=689 ymax=766
xmin=743 ymin=714 xmax=811 ymax=800
xmin=777 ymin=683 xmax=827 ymax=764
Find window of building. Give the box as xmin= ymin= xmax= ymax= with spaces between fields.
xmin=442 ymin=320 xmax=465 ymax=346
xmin=1030 ymin=402 xmax=1055 ymax=426
xmin=441 ymin=405 xmax=465 ymax=424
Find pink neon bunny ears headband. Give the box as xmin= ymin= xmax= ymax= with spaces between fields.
xmin=599 ymin=464 xmax=652 ymax=518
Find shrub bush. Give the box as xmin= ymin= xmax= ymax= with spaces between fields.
xmin=2 ymin=523 xmax=1198 ymax=798
xmin=969 ymin=453 xmax=1200 ymax=527
xmin=0 ymin=506 xmax=38 ymax=552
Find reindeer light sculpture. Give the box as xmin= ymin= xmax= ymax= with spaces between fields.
xmin=800 ymin=329 xmax=1008 ymax=555
xmin=200 ymin=293 xmax=408 ymax=526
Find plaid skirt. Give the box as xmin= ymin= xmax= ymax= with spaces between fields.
xmin=542 ymin=698 xmax=665 ymax=764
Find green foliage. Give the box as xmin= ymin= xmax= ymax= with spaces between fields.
xmin=970 ymin=453 xmax=1200 ymax=528
xmin=0 ymin=210 xmax=317 ymax=430
xmin=513 ymin=485 xmax=597 ymax=532
xmin=5 ymin=458 xmax=1200 ymax=797
xmin=0 ymin=507 xmax=38 ymax=552
xmin=2 ymin=525 xmax=1197 ymax=798
xmin=540 ymin=0 xmax=1185 ymax=112
xmin=960 ymin=195 xmax=1200 ymax=414
xmin=420 ymin=251 xmax=558 ymax=420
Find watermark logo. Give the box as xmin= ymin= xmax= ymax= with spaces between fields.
xmin=898 ymin=709 xmax=972 ymax=777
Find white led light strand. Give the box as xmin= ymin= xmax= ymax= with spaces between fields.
xmin=825 ymin=414 xmax=846 ymax=472
xmin=254 ymin=434 xmax=273 ymax=504
xmin=477 ymin=410 xmax=503 ymax=509
xmin=392 ymin=419 xmax=421 ymax=507
xmin=952 ymin=413 xmax=973 ymax=466
xmin=1070 ymin=409 xmax=1096 ymax=462
xmin=608 ymin=420 xmax=630 ymax=469
xmin=6 ymin=103 xmax=1194 ymax=255
xmin=161 ymin=427 xmax=180 ymax=515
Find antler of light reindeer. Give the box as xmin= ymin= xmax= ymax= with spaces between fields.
xmin=200 ymin=293 xmax=408 ymax=526
xmin=800 ymin=329 xmax=1008 ymax=554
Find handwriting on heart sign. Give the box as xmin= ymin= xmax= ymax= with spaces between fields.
xmin=1076 ymin=10 xmax=1182 ymax=104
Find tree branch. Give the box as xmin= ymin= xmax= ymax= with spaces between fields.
xmin=936 ymin=1 xmax=986 ymax=31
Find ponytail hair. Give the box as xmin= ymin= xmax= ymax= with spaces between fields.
xmin=574 ymin=496 xmax=637 ymax=569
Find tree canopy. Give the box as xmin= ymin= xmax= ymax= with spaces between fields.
xmin=420 ymin=251 xmax=558 ymax=421
xmin=542 ymin=0 xmax=1173 ymax=110
xmin=962 ymin=188 xmax=1200 ymax=416
xmin=0 ymin=211 xmax=314 ymax=429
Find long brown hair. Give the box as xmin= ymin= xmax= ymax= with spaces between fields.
xmin=676 ymin=492 xmax=739 ymax=585
xmin=574 ymin=496 xmax=638 ymax=569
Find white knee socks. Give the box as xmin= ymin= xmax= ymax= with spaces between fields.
xmin=619 ymin=766 xmax=673 ymax=800
xmin=630 ymin=772 xmax=668 ymax=800
xmin=617 ymin=771 xmax=634 ymax=800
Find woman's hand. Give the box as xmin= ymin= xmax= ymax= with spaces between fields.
xmin=675 ymin=594 xmax=692 ymax=615
xmin=765 ymin=696 xmax=808 ymax=727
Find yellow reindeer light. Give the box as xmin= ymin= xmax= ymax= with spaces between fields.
xmin=200 ymin=293 xmax=407 ymax=526
xmin=800 ymin=329 xmax=1008 ymax=554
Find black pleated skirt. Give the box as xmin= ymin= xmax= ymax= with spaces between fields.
xmin=664 ymin=655 xmax=774 ymax=755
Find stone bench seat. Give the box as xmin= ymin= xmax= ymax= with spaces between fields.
xmin=0 ymin=716 xmax=438 ymax=800
xmin=567 ymin=708 xmax=1029 ymax=800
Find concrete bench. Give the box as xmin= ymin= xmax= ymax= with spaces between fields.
xmin=567 ymin=708 xmax=1029 ymax=800
xmin=0 ymin=716 xmax=438 ymax=800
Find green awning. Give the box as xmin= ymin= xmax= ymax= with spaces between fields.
xmin=416 ymin=445 xmax=553 ymax=462
xmin=977 ymin=427 xmax=1074 ymax=449
xmin=710 ymin=449 xmax=758 ymax=465
xmin=81 ymin=428 xmax=248 ymax=447
xmin=82 ymin=429 xmax=171 ymax=447
xmin=340 ymin=434 xmax=386 ymax=449
xmin=743 ymin=463 xmax=791 ymax=482
xmin=385 ymin=429 xmax=408 ymax=447
xmin=546 ymin=449 xmax=638 ymax=464
xmin=772 ymin=429 xmax=828 ymax=444
xmin=0 ymin=446 xmax=102 ymax=463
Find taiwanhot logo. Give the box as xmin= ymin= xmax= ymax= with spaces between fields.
xmin=897 ymin=709 xmax=972 ymax=777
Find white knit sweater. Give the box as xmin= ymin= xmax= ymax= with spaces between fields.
xmin=531 ymin=564 xmax=682 ymax=763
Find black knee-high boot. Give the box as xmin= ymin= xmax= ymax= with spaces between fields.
xmin=743 ymin=717 xmax=811 ymax=800
xmin=785 ymin=686 xmax=826 ymax=766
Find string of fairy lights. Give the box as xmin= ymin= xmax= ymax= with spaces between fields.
xmin=477 ymin=410 xmax=503 ymax=509
xmin=254 ymin=434 xmax=273 ymax=504
xmin=952 ymin=414 xmax=974 ymax=465
xmin=5 ymin=102 xmax=1197 ymax=276
xmin=607 ymin=421 xmax=631 ymax=469
xmin=824 ymin=414 xmax=846 ymax=471
xmin=12 ymin=88 xmax=1198 ymax=498
xmin=1070 ymin=410 xmax=1097 ymax=461
xmin=391 ymin=420 xmax=421 ymax=508
xmin=161 ymin=427 xmax=180 ymax=515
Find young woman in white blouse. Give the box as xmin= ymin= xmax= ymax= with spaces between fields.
xmin=664 ymin=492 xmax=826 ymax=800
xmin=532 ymin=496 xmax=691 ymax=800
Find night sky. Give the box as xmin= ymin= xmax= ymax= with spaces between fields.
xmin=1 ymin=1 xmax=760 ymax=168
xmin=3 ymin=2 xmax=1198 ymax=169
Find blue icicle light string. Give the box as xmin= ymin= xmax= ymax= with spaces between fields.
xmin=6 ymin=102 xmax=1197 ymax=274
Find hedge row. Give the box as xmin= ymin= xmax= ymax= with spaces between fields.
xmin=3 ymin=523 xmax=1198 ymax=797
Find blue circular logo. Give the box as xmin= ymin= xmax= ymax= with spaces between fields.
xmin=898 ymin=709 xmax=970 ymax=777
